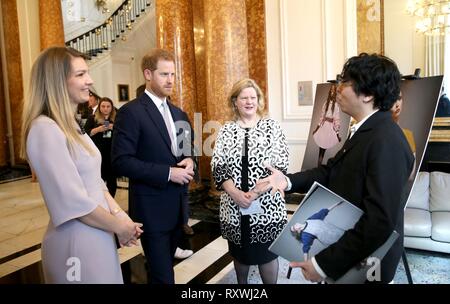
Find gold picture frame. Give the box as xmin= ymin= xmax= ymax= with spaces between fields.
xmin=118 ymin=84 xmax=129 ymax=102
xmin=430 ymin=117 xmax=450 ymax=142
xmin=432 ymin=117 xmax=450 ymax=127
xmin=429 ymin=129 xmax=450 ymax=142
xmin=357 ymin=0 xmax=384 ymax=55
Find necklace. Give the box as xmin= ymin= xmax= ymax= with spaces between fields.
xmin=237 ymin=116 xmax=260 ymax=128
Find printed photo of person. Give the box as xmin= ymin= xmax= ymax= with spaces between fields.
xmin=301 ymin=82 xmax=351 ymax=171
xmin=290 ymin=201 xmax=345 ymax=261
xmin=312 ymin=84 xmax=341 ymax=166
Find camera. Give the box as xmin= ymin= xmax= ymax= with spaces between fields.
xmin=103 ymin=120 xmax=111 ymax=138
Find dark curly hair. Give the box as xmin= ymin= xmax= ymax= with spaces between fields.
xmin=338 ymin=53 xmax=401 ymax=111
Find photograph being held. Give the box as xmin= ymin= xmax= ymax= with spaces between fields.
xmin=290 ymin=201 xmax=345 ymax=261
xmin=211 ymin=78 xmax=289 ymax=284
xmin=21 ymin=46 xmax=142 ymax=284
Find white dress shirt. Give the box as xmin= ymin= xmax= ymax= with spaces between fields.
xmin=145 ymin=89 xmax=177 ymax=181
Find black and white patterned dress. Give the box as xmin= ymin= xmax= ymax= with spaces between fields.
xmin=211 ymin=118 xmax=289 ymax=264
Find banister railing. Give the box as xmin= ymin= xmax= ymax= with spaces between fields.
xmin=66 ymin=0 xmax=152 ymax=59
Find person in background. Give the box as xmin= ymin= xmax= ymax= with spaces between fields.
xmin=436 ymin=87 xmax=450 ymax=117
xmin=21 ymin=46 xmax=142 ymax=283
xmin=258 ymin=53 xmax=414 ymax=284
xmin=88 ymin=88 xmax=100 ymax=115
xmin=84 ymin=97 xmax=118 ymax=197
xmin=112 ymin=48 xmax=195 ymax=283
xmin=77 ymin=101 xmax=91 ymax=121
xmin=211 ymin=78 xmax=289 ymax=284
xmin=135 ymin=84 xmax=146 ymax=99
xmin=390 ymin=93 xmax=416 ymax=181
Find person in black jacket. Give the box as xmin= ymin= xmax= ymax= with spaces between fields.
xmin=436 ymin=89 xmax=450 ymax=117
xmin=85 ymin=97 xmax=118 ymax=197
xmin=111 ymin=48 xmax=195 ymax=284
xmin=257 ymin=53 xmax=414 ymax=283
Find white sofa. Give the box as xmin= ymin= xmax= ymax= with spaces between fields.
xmin=404 ymin=171 xmax=450 ymax=253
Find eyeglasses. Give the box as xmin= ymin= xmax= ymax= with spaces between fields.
xmin=336 ymin=75 xmax=352 ymax=87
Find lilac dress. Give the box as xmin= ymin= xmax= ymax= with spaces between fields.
xmin=27 ymin=116 xmax=123 ymax=284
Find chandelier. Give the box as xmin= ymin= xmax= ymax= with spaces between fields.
xmin=95 ymin=0 xmax=110 ymax=14
xmin=407 ymin=0 xmax=450 ymax=35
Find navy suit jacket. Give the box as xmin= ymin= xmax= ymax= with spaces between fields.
xmin=111 ymin=93 xmax=193 ymax=232
xmin=288 ymin=111 xmax=414 ymax=282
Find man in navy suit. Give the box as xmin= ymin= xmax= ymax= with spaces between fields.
xmin=258 ymin=53 xmax=414 ymax=283
xmin=112 ymin=48 xmax=195 ymax=284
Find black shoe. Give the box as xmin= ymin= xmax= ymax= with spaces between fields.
xmin=183 ymin=224 xmax=194 ymax=235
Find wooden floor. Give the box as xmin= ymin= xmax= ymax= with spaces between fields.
xmin=0 ymin=177 xmax=299 ymax=284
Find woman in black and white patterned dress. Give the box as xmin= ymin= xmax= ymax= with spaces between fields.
xmin=211 ymin=78 xmax=289 ymax=284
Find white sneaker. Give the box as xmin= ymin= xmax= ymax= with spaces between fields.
xmin=174 ymin=247 xmax=193 ymax=259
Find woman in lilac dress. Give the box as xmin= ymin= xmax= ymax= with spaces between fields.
xmin=20 ymin=47 xmax=143 ymax=284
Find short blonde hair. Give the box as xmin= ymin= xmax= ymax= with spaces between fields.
xmin=228 ymin=78 xmax=266 ymax=120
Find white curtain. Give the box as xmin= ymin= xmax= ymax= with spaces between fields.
xmin=425 ymin=34 xmax=449 ymax=93
xmin=445 ymin=34 xmax=450 ymax=93
xmin=425 ymin=35 xmax=445 ymax=76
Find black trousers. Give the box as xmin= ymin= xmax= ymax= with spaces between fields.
xmin=140 ymin=229 xmax=182 ymax=284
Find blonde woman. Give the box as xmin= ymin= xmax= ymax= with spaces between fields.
xmin=21 ymin=47 xmax=143 ymax=284
xmin=211 ymin=78 xmax=289 ymax=284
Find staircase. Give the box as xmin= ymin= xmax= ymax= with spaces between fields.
xmin=65 ymin=0 xmax=152 ymax=59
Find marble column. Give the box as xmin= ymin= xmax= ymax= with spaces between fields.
xmin=1 ymin=0 xmax=24 ymax=164
xmin=0 ymin=45 xmax=6 ymax=166
xmin=203 ymin=0 xmax=249 ymax=124
xmin=155 ymin=0 xmax=197 ymax=122
xmin=192 ymin=0 xmax=209 ymax=180
xmin=39 ymin=0 xmax=65 ymax=50
xmin=246 ymin=0 xmax=268 ymax=107
xmin=203 ymin=0 xmax=249 ymax=199
xmin=156 ymin=0 xmax=200 ymax=188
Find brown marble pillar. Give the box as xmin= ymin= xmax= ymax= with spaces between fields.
xmin=39 ymin=0 xmax=65 ymax=50
xmin=192 ymin=0 xmax=210 ymax=180
xmin=155 ymin=0 xmax=197 ymax=122
xmin=203 ymin=0 xmax=249 ymax=124
xmin=0 ymin=46 xmax=6 ymax=166
xmin=246 ymin=0 xmax=268 ymax=107
xmin=202 ymin=0 xmax=249 ymax=198
xmin=156 ymin=0 xmax=201 ymax=189
xmin=1 ymin=0 xmax=24 ymax=164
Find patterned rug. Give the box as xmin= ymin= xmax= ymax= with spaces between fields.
xmin=215 ymin=249 xmax=450 ymax=284
xmin=214 ymin=257 xmax=313 ymax=284
xmin=394 ymin=249 xmax=450 ymax=284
